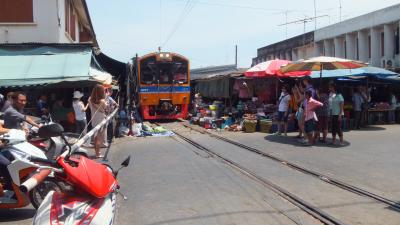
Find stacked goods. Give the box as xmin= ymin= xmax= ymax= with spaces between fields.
xmin=259 ymin=119 xmax=272 ymax=133
xmin=243 ymin=119 xmax=257 ymax=133
xmin=374 ymin=102 xmax=390 ymax=110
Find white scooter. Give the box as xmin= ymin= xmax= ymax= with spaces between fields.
xmin=0 ymin=129 xmax=57 ymax=209
xmin=29 ymin=123 xmax=130 ymax=225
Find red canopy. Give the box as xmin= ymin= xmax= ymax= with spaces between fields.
xmin=245 ymin=59 xmax=310 ymax=78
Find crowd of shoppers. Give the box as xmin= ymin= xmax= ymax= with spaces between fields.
xmin=0 ymin=84 xmax=118 ymax=158
xmin=276 ymin=77 xmax=348 ymax=147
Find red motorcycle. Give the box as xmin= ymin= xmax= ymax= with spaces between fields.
xmin=29 ymin=123 xmax=130 ymax=225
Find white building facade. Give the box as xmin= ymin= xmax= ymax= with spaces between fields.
xmin=314 ymin=3 xmax=400 ymax=68
xmin=0 ymin=0 xmax=96 ymax=45
xmin=253 ymin=3 xmax=400 ymax=70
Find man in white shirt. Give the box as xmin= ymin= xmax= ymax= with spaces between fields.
xmin=104 ymin=87 xmax=118 ymax=146
xmin=276 ymin=85 xmax=291 ymax=136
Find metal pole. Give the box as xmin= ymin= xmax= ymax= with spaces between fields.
xmin=235 ymin=45 xmax=238 ymax=69
xmin=313 ymin=0 xmax=317 ymax=30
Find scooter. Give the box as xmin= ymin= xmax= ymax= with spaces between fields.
xmin=0 ymin=129 xmax=57 ymax=209
xmin=31 ymin=123 xmax=130 ymax=225
xmin=28 ymin=115 xmax=88 ymax=160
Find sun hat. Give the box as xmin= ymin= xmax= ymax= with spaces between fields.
xmin=73 ymin=91 xmax=84 ymax=99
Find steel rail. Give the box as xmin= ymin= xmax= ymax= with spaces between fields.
xmin=170 ymin=128 xmax=347 ymax=225
xmin=179 ymin=122 xmax=400 ymax=211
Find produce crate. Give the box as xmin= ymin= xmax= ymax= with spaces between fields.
xmin=243 ymin=120 xmax=257 ymax=133
xmin=259 ymin=120 xmax=272 ymax=133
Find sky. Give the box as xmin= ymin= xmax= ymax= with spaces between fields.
xmin=86 ymin=0 xmax=400 ymax=69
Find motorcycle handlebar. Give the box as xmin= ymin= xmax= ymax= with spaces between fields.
xmin=20 ymin=169 xmax=51 ymax=193
xmin=30 ymin=156 xmax=58 ymax=166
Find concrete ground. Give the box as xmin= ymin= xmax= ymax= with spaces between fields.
xmin=2 ymin=123 xmax=400 ymax=225
xmin=214 ymin=124 xmax=400 ymax=202
xmin=161 ymin=122 xmax=400 ymax=225
xmin=108 ymin=136 xmax=322 ymax=225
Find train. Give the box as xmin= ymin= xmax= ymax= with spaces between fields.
xmin=136 ymin=52 xmax=190 ymax=120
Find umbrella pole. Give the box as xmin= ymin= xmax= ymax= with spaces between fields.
xmin=319 ymin=64 xmax=323 ymax=86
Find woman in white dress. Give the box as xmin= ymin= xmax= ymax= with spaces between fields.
xmin=88 ymin=85 xmax=108 ymax=158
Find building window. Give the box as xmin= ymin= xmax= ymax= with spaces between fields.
xmin=396 ymin=27 xmax=400 ymax=55
xmin=381 ymin=32 xmax=384 ymax=57
xmin=0 ymin=0 xmax=33 ymax=23
xmin=65 ymin=0 xmax=76 ymax=41
xmin=356 ymin=38 xmax=359 ymax=60
xmin=368 ymin=35 xmax=371 ymax=58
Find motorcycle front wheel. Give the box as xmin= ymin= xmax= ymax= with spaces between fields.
xmin=29 ymin=178 xmax=61 ymax=209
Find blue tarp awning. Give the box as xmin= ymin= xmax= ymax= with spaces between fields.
xmin=310 ymin=66 xmax=398 ymax=79
xmin=0 ymin=44 xmax=112 ymax=87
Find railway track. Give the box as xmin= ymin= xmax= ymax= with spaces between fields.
xmin=176 ymin=121 xmax=400 ymax=212
xmin=166 ymin=126 xmax=347 ymax=225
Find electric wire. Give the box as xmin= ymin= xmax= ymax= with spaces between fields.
xmin=162 ymin=0 xmax=197 ymax=48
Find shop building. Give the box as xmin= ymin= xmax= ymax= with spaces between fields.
xmin=314 ymin=4 xmax=400 ymax=69
xmin=253 ymin=3 xmax=400 ymax=70
xmin=252 ymin=32 xmax=314 ymax=66
xmin=0 ymin=0 xmax=97 ymax=45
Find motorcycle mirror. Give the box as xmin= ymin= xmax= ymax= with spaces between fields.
xmin=121 ymin=156 xmax=131 ymax=167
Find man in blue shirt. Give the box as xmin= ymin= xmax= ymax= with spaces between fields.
xmin=36 ymin=94 xmax=49 ymax=117
xmin=302 ymin=76 xmax=316 ymax=99
xmin=352 ymin=87 xmax=364 ymax=129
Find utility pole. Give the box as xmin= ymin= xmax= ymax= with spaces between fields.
xmin=235 ymin=45 xmax=238 ymax=69
xmin=285 ymin=11 xmax=288 ymax=39
xmin=313 ymin=0 xmax=317 ymax=30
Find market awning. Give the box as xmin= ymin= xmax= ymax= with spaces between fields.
xmin=310 ymin=66 xmax=397 ymax=79
xmin=0 ymin=44 xmax=112 ymax=88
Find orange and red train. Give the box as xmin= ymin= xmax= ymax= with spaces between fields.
xmin=136 ymin=52 xmax=190 ymax=120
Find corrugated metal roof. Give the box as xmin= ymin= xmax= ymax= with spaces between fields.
xmin=191 ymin=64 xmax=240 ymax=80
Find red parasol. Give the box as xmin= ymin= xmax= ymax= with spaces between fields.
xmin=245 ymin=59 xmax=310 ymax=78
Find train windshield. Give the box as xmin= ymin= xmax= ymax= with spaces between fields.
xmin=140 ymin=56 xmax=188 ymax=85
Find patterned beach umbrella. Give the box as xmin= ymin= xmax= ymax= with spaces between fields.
xmin=280 ymin=56 xmax=367 ymax=79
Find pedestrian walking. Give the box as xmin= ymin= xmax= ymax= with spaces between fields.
xmin=104 ymin=86 xmax=118 ymax=145
xmin=352 ymin=86 xmax=364 ymax=129
xmin=36 ymin=94 xmax=49 ymax=117
xmin=302 ymin=76 xmax=316 ymax=99
xmin=72 ymin=91 xmax=91 ymax=147
xmin=275 ymin=85 xmax=291 ymax=136
xmin=88 ymin=84 xmax=108 ymax=158
xmin=360 ymin=85 xmax=370 ymax=127
xmin=303 ymin=90 xmax=323 ymax=146
xmin=314 ymin=87 xmax=329 ymax=143
xmin=329 ymin=83 xmax=345 ymax=146
xmin=292 ymin=83 xmax=305 ymax=140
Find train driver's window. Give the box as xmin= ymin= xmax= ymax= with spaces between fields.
xmin=173 ymin=73 xmax=187 ymax=83
xmin=159 ymin=71 xmax=169 ymax=83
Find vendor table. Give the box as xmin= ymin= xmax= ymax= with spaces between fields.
xmin=368 ymin=108 xmax=396 ymax=124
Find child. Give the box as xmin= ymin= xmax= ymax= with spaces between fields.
xmin=303 ymin=90 xmax=323 ymax=146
